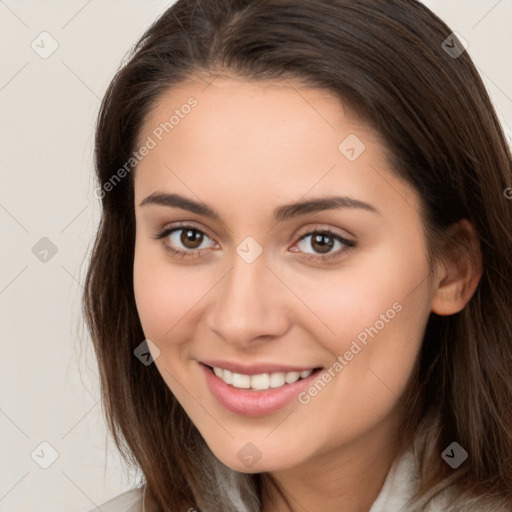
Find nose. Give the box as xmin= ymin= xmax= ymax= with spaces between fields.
xmin=205 ymin=251 xmax=291 ymax=348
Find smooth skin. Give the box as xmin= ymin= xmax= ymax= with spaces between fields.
xmin=132 ymin=77 xmax=482 ymax=512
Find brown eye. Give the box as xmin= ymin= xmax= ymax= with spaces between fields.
xmin=292 ymin=229 xmax=356 ymax=263
xmin=180 ymin=228 xmax=204 ymax=249
xmin=154 ymin=225 xmax=217 ymax=258
xmin=296 ymin=230 xmax=353 ymax=255
xmin=310 ymin=233 xmax=336 ymax=254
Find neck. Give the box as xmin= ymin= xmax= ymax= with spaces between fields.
xmin=260 ymin=416 xmax=403 ymax=512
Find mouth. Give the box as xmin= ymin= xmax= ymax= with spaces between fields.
xmin=202 ymin=363 xmax=323 ymax=391
xmin=199 ymin=362 xmax=325 ymax=417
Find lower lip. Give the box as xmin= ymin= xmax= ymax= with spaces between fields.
xmin=200 ymin=363 xmax=322 ymax=417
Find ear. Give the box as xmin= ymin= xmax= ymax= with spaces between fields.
xmin=430 ymin=219 xmax=483 ymax=316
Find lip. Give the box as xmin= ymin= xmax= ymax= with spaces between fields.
xmin=199 ymin=362 xmax=323 ymax=417
xmin=200 ymin=359 xmax=319 ymax=376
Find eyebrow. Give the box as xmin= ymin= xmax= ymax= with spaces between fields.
xmin=139 ymin=192 xmax=380 ymax=221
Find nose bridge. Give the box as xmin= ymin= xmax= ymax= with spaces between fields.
xmin=226 ymin=255 xmax=264 ymax=306
xmin=206 ymin=247 xmax=289 ymax=344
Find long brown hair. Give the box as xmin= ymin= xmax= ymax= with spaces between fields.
xmin=82 ymin=0 xmax=512 ymax=510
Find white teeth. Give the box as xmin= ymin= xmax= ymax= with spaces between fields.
xmin=211 ymin=366 xmax=316 ymax=390
xmin=285 ymin=371 xmax=300 ymax=384
xmin=250 ymin=374 xmax=270 ymax=390
xmin=231 ymin=373 xmax=251 ymax=388
xmin=269 ymin=372 xmax=285 ymax=388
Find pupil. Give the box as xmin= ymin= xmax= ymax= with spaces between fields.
xmin=181 ymin=229 xmax=203 ymax=249
xmin=312 ymin=233 xmax=334 ymax=254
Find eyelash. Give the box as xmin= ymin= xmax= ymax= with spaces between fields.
xmin=152 ymin=223 xmax=356 ymax=263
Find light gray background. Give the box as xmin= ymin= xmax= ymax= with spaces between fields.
xmin=1 ymin=1 xmax=511 ymax=511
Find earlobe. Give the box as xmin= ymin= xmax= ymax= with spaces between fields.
xmin=430 ymin=219 xmax=483 ymax=316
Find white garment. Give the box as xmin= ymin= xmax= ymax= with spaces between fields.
xmin=368 ymin=449 xmax=451 ymax=511
xmin=82 ymin=450 xmax=449 ymax=512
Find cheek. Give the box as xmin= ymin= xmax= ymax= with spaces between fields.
xmin=133 ymin=242 xmax=212 ymax=342
xmin=289 ymin=243 xmax=430 ymax=345
xmin=291 ymin=242 xmax=431 ymax=400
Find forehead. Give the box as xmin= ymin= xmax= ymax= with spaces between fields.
xmin=134 ymin=77 xmax=417 ymax=221
xmin=138 ymin=76 xmax=369 ymax=154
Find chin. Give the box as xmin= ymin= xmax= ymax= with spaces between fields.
xmin=207 ymin=441 xmax=303 ymax=474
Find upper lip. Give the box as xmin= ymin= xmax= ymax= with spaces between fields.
xmin=200 ymin=360 xmax=321 ymax=376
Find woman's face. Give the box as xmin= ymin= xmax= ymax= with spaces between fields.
xmin=133 ymin=77 xmax=436 ymax=473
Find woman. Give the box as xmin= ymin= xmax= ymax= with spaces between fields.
xmin=82 ymin=0 xmax=512 ymax=510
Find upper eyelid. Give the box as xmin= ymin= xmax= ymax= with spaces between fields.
xmin=295 ymin=225 xmax=354 ymax=241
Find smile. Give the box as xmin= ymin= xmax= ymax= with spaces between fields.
xmin=210 ymin=365 xmax=316 ymax=390
xmin=200 ymin=362 xmax=324 ymax=416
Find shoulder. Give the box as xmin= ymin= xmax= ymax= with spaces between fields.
xmin=81 ymin=487 xmax=144 ymax=512
xmin=370 ymin=450 xmax=509 ymax=512
xmin=369 ymin=450 xmax=456 ymax=511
